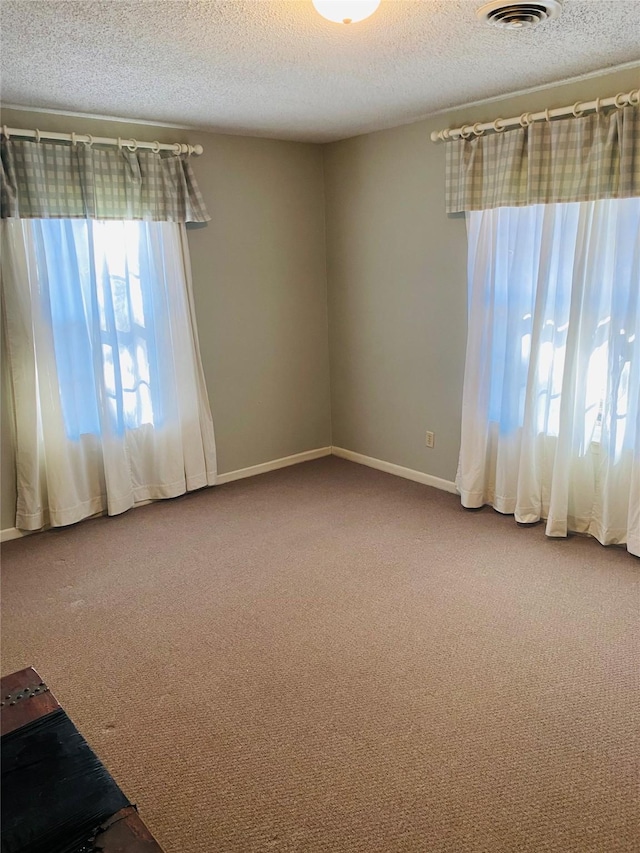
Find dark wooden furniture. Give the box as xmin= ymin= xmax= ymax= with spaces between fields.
xmin=1 ymin=666 xmax=164 ymax=853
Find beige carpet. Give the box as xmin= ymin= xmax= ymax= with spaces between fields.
xmin=2 ymin=457 xmax=638 ymax=852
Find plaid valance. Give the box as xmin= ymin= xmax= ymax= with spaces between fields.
xmin=1 ymin=138 xmax=210 ymax=222
xmin=445 ymin=105 xmax=639 ymax=213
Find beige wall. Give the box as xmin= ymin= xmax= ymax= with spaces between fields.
xmin=0 ymin=107 xmax=332 ymax=529
xmin=323 ymin=66 xmax=640 ymax=483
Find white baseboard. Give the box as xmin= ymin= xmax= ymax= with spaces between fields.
xmin=0 ymin=526 xmax=31 ymax=543
xmin=216 ymin=446 xmax=332 ymax=485
xmin=331 ymin=446 xmax=458 ymax=495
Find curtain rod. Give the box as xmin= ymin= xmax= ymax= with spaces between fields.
xmin=430 ymin=88 xmax=639 ymax=143
xmin=1 ymin=126 xmax=203 ymax=155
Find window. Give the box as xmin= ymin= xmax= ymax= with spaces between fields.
xmin=35 ymin=220 xmax=161 ymax=439
xmin=3 ymin=217 xmax=216 ymax=530
xmin=1 ymin=134 xmax=215 ymax=531
xmin=458 ymin=196 xmax=639 ymax=550
xmin=477 ymin=198 xmax=639 ymax=458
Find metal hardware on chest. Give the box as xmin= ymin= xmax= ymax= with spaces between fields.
xmin=1 ymin=682 xmax=49 ymax=707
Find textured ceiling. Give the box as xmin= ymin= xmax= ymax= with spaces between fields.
xmin=1 ymin=0 xmax=638 ymax=142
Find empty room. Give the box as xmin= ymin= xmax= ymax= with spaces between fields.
xmin=1 ymin=1 xmax=638 ymax=851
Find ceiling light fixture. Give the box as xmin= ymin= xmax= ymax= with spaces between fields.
xmin=312 ymin=0 xmax=381 ymax=25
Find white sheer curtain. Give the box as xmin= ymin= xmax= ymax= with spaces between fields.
xmin=2 ymin=219 xmax=217 ymax=530
xmin=457 ymin=198 xmax=640 ymax=557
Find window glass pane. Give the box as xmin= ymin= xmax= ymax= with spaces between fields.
xmin=38 ymin=219 xmax=159 ymax=439
xmin=478 ymin=198 xmax=640 ymax=453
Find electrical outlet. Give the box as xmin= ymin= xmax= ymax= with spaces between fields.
xmin=425 ymin=431 xmax=435 ymax=448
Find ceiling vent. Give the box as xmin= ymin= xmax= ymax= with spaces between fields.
xmin=477 ymin=0 xmax=562 ymax=29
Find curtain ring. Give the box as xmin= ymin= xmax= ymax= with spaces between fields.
xmin=117 ymin=137 xmax=123 ymax=150
xmin=172 ymin=142 xmax=182 ymax=154
xmin=460 ymin=125 xmax=472 ymax=139
xmin=472 ymin=122 xmax=484 ymax=137
xmin=614 ymin=92 xmax=627 ymax=109
xmin=126 ymin=138 xmax=138 ymax=152
xmin=71 ymin=132 xmax=77 ymax=146
xmin=519 ymin=112 xmax=532 ymax=127
xmin=151 ymin=140 xmax=161 ymax=154
xmin=544 ymin=108 xmax=551 ymax=123
xmin=2 ymin=125 xmax=9 ymax=139
xmin=594 ymin=97 xmax=601 ymax=115
xmin=492 ymin=118 xmax=506 ymax=133
xmin=572 ymin=101 xmax=584 ymax=118
xmin=442 ymin=128 xmax=451 ymax=141
xmin=35 ymin=128 xmax=41 ymax=142
xmin=85 ymin=134 xmax=94 ymax=148
xmin=630 ymin=89 xmax=640 ymax=106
